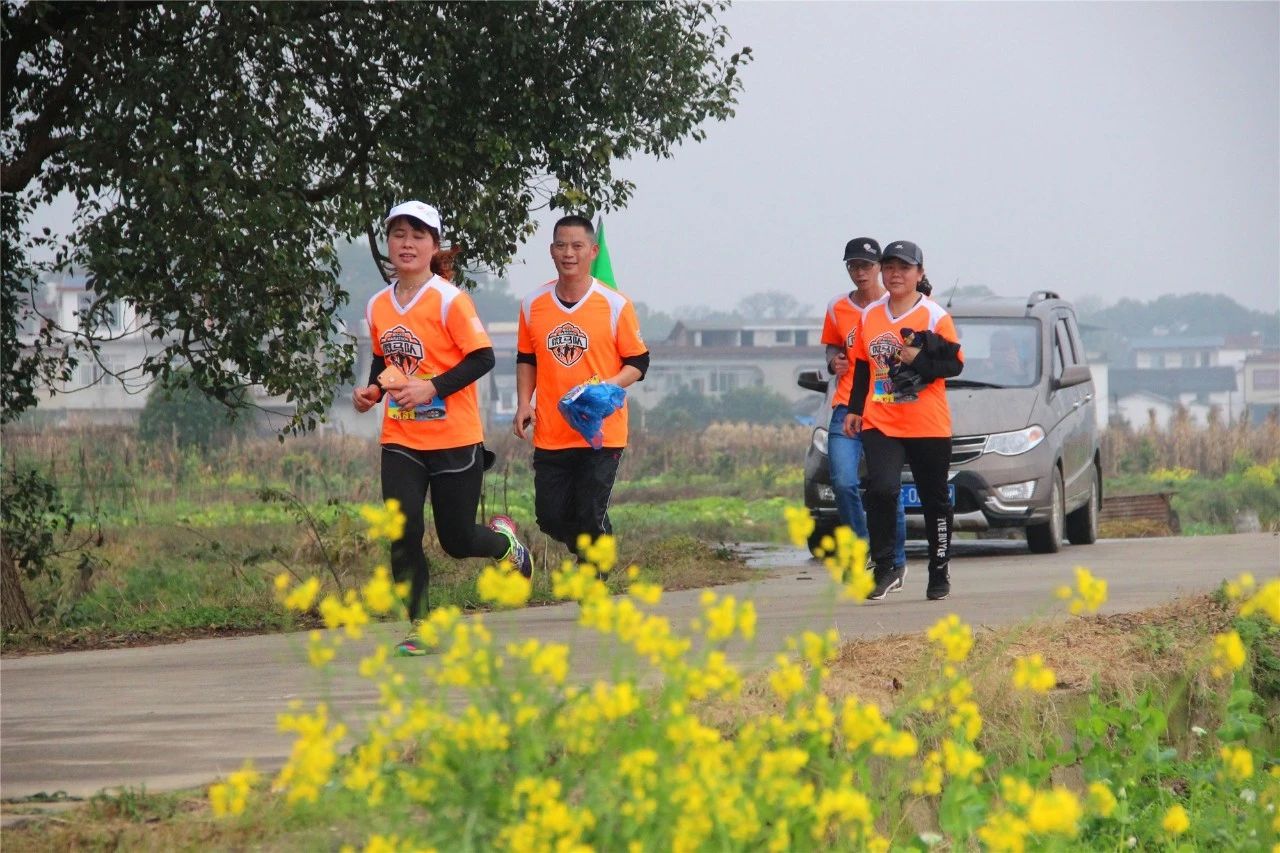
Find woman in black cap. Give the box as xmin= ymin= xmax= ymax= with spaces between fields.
xmin=843 ymin=241 xmax=964 ymax=601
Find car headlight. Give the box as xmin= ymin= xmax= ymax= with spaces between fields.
xmin=813 ymin=428 xmax=829 ymax=455
xmin=995 ymin=480 xmax=1037 ymax=501
xmin=983 ymin=425 xmax=1045 ymax=456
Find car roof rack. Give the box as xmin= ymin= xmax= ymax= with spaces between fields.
xmin=1025 ymin=290 xmax=1059 ymax=309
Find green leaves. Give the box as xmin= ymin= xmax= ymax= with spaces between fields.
xmin=2 ymin=1 xmax=751 ymax=430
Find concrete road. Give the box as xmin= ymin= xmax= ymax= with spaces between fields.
xmin=1 ymin=533 xmax=1276 ymax=801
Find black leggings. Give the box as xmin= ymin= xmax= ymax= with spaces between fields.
xmin=533 ymin=447 xmax=623 ymax=554
xmin=381 ymin=443 xmax=508 ymax=620
xmin=860 ymin=429 xmax=953 ymax=574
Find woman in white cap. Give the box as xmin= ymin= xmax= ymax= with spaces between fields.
xmin=352 ymin=201 xmax=532 ymax=655
xmin=843 ymin=240 xmax=964 ymax=602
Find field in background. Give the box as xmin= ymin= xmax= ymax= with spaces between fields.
xmin=1 ymin=419 xmax=1276 ymax=651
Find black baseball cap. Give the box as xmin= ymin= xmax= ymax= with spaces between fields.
xmin=882 ymin=240 xmax=923 ymax=265
xmin=842 ymin=237 xmax=881 ymax=264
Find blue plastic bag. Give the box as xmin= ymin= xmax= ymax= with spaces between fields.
xmin=558 ymin=382 xmax=626 ymax=449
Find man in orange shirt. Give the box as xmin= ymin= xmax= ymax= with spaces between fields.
xmin=843 ymin=241 xmax=964 ymax=601
xmin=513 ymin=215 xmax=649 ymax=564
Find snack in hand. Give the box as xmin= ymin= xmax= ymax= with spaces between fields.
xmin=378 ymin=364 xmax=408 ymax=387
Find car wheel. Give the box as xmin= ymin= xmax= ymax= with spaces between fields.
xmin=1027 ymin=469 xmax=1065 ymax=554
xmin=1066 ymin=466 xmax=1099 ymax=545
xmin=807 ymin=523 xmax=836 ymax=558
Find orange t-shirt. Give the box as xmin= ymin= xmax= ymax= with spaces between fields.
xmin=821 ymin=292 xmax=868 ymax=410
xmin=517 ymin=279 xmax=647 ymax=450
xmin=853 ymin=294 xmax=962 ymax=438
xmin=365 ymin=276 xmax=492 ymax=451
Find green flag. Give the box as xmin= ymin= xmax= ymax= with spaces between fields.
xmin=591 ymin=216 xmax=616 ymax=289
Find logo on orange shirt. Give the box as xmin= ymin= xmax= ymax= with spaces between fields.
xmin=382 ymin=325 xmax=425 ymax=375
xmin=845 ymin=329 xmax=856 ymax=349
xmin=547 ymin=322 xmax=589 ymax=367
xmin=867 ymin=331 xmax=901 ymax=370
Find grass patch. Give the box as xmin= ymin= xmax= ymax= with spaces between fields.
xmin=2 ymin=521 xmax=756 ymax=654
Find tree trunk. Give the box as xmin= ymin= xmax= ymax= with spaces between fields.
xmin=1 ymin=543 xmax=34 ymax=632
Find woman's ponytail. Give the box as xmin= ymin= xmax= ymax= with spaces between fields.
xmin=431 ymin=246 xmax=461 ymax=281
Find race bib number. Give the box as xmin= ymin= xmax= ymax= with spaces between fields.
xmin=872 ymin=376 xmax=917 ymax=404
xmin=386 ymin=373 xmax=446 ymax=421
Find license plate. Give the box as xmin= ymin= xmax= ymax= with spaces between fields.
xmin=903 ymin=484 xmax=956 ymax=508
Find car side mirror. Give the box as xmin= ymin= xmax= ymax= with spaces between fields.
xmin=797 ymin=369 xmax=828 ymax=393
xmin=1053 ymin=364 xmax=1092 ymax=389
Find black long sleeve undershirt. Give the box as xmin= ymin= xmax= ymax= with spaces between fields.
xmin=514 ymin=350 xmax=651 ymax=381
xmin=366 ymin=347 xmax=496 ymax=399
xmin=849 ymin=360 xmax=871 ymax=415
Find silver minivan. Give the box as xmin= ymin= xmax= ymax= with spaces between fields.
xmin=800 ymin=290 xmax=1100 ymax=554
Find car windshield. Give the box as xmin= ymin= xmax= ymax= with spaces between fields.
xmin=951 ymin=319 xmax=1039 ymax=388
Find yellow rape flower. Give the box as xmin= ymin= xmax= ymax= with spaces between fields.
xmin=1087 ymin=781 xmax=1117 ymax=817
xmin=629 ymin=582 xmax=662 ymax=606
xmin=840 ymin=696 xmax=889 ymax=752
xmin=926 ymin=614 xmax=974 ymax=662
xmin=1220 ymin=745 xmax=1254 ymax=781
xmin=1012 ymin=653 xmax=1056 ymax=693
xmin=790 ymin=628 xmax=840 ymax=670
xmin=978 ymin=810 xmax=1029 ymax=853
xmin=209 ymin=761 xmax=260 ymax=817
xmin=1162 ymin=803 xmax=1190 ymax=836
xmin=910 ymin=750 xmax=944 ymax=796
xmin=1240 ymin=579 xmax=1280 ymax=623
xmin=811 ymin=786 xmax=873 ymax=840
xmin=580 ymin=533 xmax=617 ymax=573
xmin=949 ymin=699 xmax=983 ymax=741
xmin=785 ymin=505 xmax=815 ymax=548
xmin=769 ymin=654 xmax=806 ymax=702
xmin=361 ymin=565 xmax=398 ymax=614
xmin=477 ymin=564 xmax=532 ymax=608
xmin=319 ymin=592 xmax=370 ymax=639
xmin=1000 ymin=775 xmax=1034 ymax=808
xmin=871 ymin=729 xmax=917 ymax=759
xmin=1224 ymin=572 xmax=1256 ymax=601
xmin=284 ymin=576 xmax=321 ymax=612
xmin=1026 ymin=787 xmax=1081 ymax=836
xmin=941 ymin=738 xmax=984 ymax=780
xmin=359 ymin=498 xmax=406 ymax=542
xmin=1210 ymin=630 xmax=1247 ymax=678
xmin=700 ymin=591 xmax=741 ymax=641
xmin=1055 ymin=566 xmax=1107 ymax=615
xmin=308 ymin=630 xmax=337 ymax=668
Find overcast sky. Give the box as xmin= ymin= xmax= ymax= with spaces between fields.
xmin=506 ymin=1 xmax=1280 ymax=318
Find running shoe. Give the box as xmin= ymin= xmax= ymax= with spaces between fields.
xmin=489 ymin=515 xmax=534 ymax=580
xmin=395 ymin=633 xmax=432 ymax=657
xmin=868 ymin=565 xmax=905 ymax=601
xmin=890 ymin=563 xmax=909 ymax=593
xmin=926 ymin=565 xmax=951 ymax=601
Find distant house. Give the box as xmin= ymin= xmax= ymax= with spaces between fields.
xmin=666 ymin=319 xmax=820 ymax=350
xmin=1126 ymin=336 xmax=1224 ymax=369
xmin=1242 ymin=350 xmax=1280 ymax=424
xmin=20 ymin=276 xmax=362 ymax=434
xmin=625 ymin=318 xmax=824 ymax=412
xmin=19 ymin=276 xmax=168 ymax=427
xmin=1108 ymin=366 xmax=1238 ymax=428
xmin=1111 ymin=391 xmax=1205 ymax=431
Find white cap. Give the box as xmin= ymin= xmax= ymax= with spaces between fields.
xmin=384 ymin=201 xmax=443 ymax=238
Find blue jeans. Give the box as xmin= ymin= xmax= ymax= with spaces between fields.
xmin=828 ymin=406 xmax=907 ymax=568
